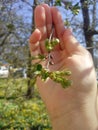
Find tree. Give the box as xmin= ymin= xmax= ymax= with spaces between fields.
xmin=0 ymin=0 xmax=30 ymax=68
xmin=56 ymin=0 xmax=98 ymax=66
xmin=26 ymin=0 xmax=98 ymax=98
xmin=1 ymin=0 xmax=98 ymax=98
xmin=80 ymin=0 xmax=98 ymax=56
xmin=26 ymin=0 xmax=54 ymax=98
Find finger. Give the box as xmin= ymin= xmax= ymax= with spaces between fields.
xmin=39 ymin=4 xmax=53 ymax=53
xmin=41 ymin=4 xmax=52 ymax=37
xmin=51 ymin=7 xmax=65 ymax=49
xmin=35 ymin=5 xmax=47 ymax=41
xmin=29 ymin=29 xmax=41 ymax=55
xmin=35 ymin=5 xmax=48 ymax=53
xmin=29 ymin=29 xmax=41 ymax=45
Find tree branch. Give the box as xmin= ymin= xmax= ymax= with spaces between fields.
xmin=0 ymin=33 xmax=10 ymax=47
xmin=92 ymin=0 xmax=96 ymax=29
xmin=0 ymin=32 xmax=6 ymax=38
xmin=91 ymin=30 xmax=98 ymax=35
xmin=80 ymin=0 xmax=90 ymax=32
xmin=87 ymin=29 xmax=98 ymax=36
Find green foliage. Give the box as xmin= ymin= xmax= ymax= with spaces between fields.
xmin=0 ymin=78 xmax=27 ymax=99
xmin=64 ymin=19 xmax=70 ymax=27
xmin=71 ymin=3 xmax=80 ymax=15
xmin=49 ymin=70 xmax=72 ymax=88
xmin=0 ymin=99 xmax=51 ymax=129
xmin=31 ymin=34 xmax=72 ymax=89
xmin=54 ymin=1 xmax=80 ymax=15
xmin=0 ymin=78 xmax=51 ymax=130
xmin=6 ymin=23 xmax=15 ymax=31
xmin=31 ymin=54 xmax=46 ymax=61
xmin=45 ymin=38 xmax=59 ymax=52
xmin=65 ymin=2 xmax=80 ymax=15
xmin=55 ymin=0 xmax=61 ymax=6
xmin=32 ymin=63 xmax=72 ymax=88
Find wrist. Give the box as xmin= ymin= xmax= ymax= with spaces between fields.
xmin=48 ymin=92 xmax=98 ymax=130
xmin=50 ymin=107 xmax=98 ymax=130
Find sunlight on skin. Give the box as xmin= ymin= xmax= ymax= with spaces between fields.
xmin=29 ymin=4 xmax=98 ymax=130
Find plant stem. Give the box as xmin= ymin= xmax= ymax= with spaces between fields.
xmin=46 ymin=25 xmax=54 ymax=69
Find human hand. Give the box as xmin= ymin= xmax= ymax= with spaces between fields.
xmin=29 ymin=4 xmax=98 ymax=130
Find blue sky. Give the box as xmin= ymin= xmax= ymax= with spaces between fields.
xmin=15 ymin=0 xmax=98 ymax=48
xmin=13 ymin=0 xmax=33 ymax=23
xmin=15 ymin=0 xmax=84 ymax=45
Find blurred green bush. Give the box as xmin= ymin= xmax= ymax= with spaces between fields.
xmin=0 ymin=78 xmax=51 ymax=130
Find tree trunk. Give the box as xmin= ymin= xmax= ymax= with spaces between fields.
xmin=26 ymin=0 xmax=54 ymax=98
xmin=80 ymin=0 xmax=93 ymax=56
xmin=26 ymin=0 xmax=37 ymax=99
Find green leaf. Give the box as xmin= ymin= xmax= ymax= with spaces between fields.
xmin=31 ymin=54 xmax=45 ymax=61
xmin=61 ymin=70 xmax=71 ymax=76
xmin=64 ymin=19 xmax=70 ymax=27
xmin=55 ymin=0 xmax=62 ymax=6
xmin=38 ymin=54 xmax=46 ymax=59
xmin=41 ymin=69 xmax=50 ymax=81
xmin=61 ymin=79 xmax=72 ymax=88
xmin=36 ymin=64 xmax=42 ymax=71
xmin=52 ymin=38 xmax=59 ymax=46
xmin=71 ymin=3 xmax=80 ymax=15
xmin=65 ymin=2 xmax=80 ymax=15
xmin=6 ymin=23 xmax=15 ymax=30
xmin=45 ymin=38 xmax=59 ymax=52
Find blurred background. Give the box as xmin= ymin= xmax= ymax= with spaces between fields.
xmin=0 ymin=0 xmax=98 ymax=129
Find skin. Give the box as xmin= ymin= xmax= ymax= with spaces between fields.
xmin=29 ymin=4 xmax=98 ymax=130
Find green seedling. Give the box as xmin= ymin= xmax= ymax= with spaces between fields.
xmin=45 ymin=38 xmax=59 ymax=52
xmin=31 ymin=26 xmax=72 ymax=88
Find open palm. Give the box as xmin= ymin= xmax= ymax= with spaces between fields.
xmin=29 ymin=4 xmax=98 ymax=128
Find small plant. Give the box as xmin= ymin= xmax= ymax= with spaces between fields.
xmin=31 ymin=26 xmax=72 ymax=88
